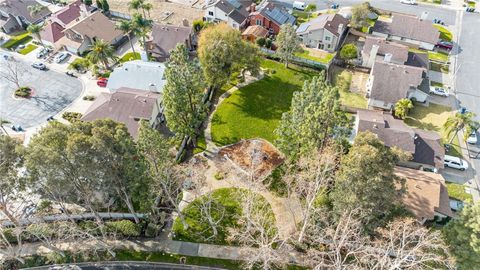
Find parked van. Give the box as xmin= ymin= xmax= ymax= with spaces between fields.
xmin=444 ymin=155 xmax=469 ymax=171
xmin=293 ymin=1 xmax=306 ymax=10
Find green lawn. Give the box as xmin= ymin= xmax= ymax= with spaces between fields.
xmin=193 ymin=132 xmax=207 ymax=154
xmin=434 ymin=24 xmax=453 ymax=41
xmin=119 ymin=52 xmax=141 ymax=63
xmin=1 ymin=32 xmax=32 ymax=49
xmin=295 ymin=49 xmax=335 ymax=64
xmin=18 ymin=44 xmax=37 ymax=55
xmin=431 ymin=81 xmax=444 ymax=87
xmin=446 ymin=182 xmax=473 ymax=202
xmin=292 ymin=10 xmax=318 ymax=25
xmin=211 ymin=59 xmax=316 ymax=146
xmin=331 ymin=68 xmax=367 ymax=109
xmin=409 ymin=48 xmax=449 ymax=63
xmin=430 ymin=62 xmax=450 ymax=74
xmin=172 ymin=188 xmax=275 ymax=245
xmin=361 ymin=18 xmax=376 ymax=33
xmin=404 ymin=103 xmax=462 ymax=157
xmin=468 ymin=1 xmax=476 ymax=7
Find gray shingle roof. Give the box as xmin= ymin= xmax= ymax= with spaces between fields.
xmin=214 ymin=0 xmax=252 ymax=24
xmin=148 ymin=23 xmax=192 ymax=59
xmin=296 ymin=14 xmax=349 ymax=36
xmin=363 ymin=36 xmax=409 ymax=64
xmin=0 ymin=0 xmax=51 ymax=23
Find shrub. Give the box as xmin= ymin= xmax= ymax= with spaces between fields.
xmin=62 ymin=112 xmax=82 ymax=123
xmin=340 ymin=43 xmax=358 ymax=59
xmin=214 ymin=171 xmax=225 ymax=180
xmin=193 ymin=19 xmax=207 ymax=33
xmin=145 ymin=223 xmax=160 ymax=238
xmin=83 ymin=95 xmax=96 ymax=101
xmin=37 ymin=200 xmax=53 ymax=213
xmin=14 ymin=87 xmax=32 ymax=98
xmin=305 ymin=3 xmax=316 ymax=12
xmin=68 ymin=58 xmax=91 ymax=72
xmin=265 ymin=38 xmax=273 ymax=49
xmin=106 ymin=220 xmax=141 ymax=237
xmin=256 ymin=37 xmax=266 ymax=47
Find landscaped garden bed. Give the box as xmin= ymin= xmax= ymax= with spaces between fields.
xmin=14 ymin=87 xmax=32 ymax=98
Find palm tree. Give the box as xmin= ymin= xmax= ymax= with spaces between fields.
xmin=143 ymin=3 xmax=153 ymax=19
xmin=444 ymin=112 xmax=479 ymax=144
xmin=394 ymin=98 xmax=413 ymax=120
xmin=27 ymin=23 xmax=45 ymax=48
xmin=87 ymin=39 xmax=117 ymax=70
xmin=128 ymin=0 xmax=146 ymax=18
xmin=131 ymin=13 xmax=152 ymax=53
xmin=117 ymin=20 xmax=136 ymax=55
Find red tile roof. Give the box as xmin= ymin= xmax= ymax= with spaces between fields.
xmin=41 ymin=21 xmax=65 ymax=43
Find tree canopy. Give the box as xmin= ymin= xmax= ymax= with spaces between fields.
xmin=339 ymin=43 xmax=358 ymax=59
xmin=276 ymin=24 xmax=300 ymax=68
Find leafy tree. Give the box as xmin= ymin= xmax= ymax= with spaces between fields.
xmin=87 ymin=39 xmax=117 ymax=70
xmin=131 ymin=13 xmax=153 ymax=52
xmin=275 ymin=75 xmax=350 ymax=158
xmin=305 ymin=4 xmax=316 ymax=12
xmin=351 ymin=2 xmax=372 ymax=29
xmin=163 ymin=43 xmax=207 ymax=147
xmin=99 ymin=0 xmax=110 ymax=13
xmin=256 ymin=37 xmax=266 ymax=47
xmin=192 ymin=19 xmax=208 ymax=33
xmin=330 ymin=131 xmax=408 ymax=232
xmin=83 ymin=0 xmax=93 ymax=5
xmin=198 ymin=23 xmax=260 ymax=91
xmin=27 ymin=23 xmax=45 ymax=48
xmin=394 ymin=98 xmax=413 ymax=120
xmin=276 ymin=24 xmax=300 ymax=68
xmin=117 ymin=20 xmax=136 ymax=55
xmin=444 ymin=111 xmax=479 ymax=143
xmin=339 ymin=43 xmax=357 ymax=59
xmin=444 ymin=203 xmax=480 ymax=269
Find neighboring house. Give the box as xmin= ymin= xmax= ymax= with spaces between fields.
xmin=242 ymin=24 xmax=268 ymax=42
xmin=248 ymin=0 xmax=295 ymax=36
xmin=362 ymin=36 xmax=408 ymax=67
xmin=57 ymin=11 xmax=123 ymax=55
xmin=366 ymin=60 xmax=428 ymax=110
xmin=296 ymin=13 xmax=349 ymax=52
xmin=371 ymin=13 xmax=439 ymax=51
xmin=395 ymin=166 xmax=453 ymax=223
xmin=81 ymin=87 xmax=162 ymax=139
xmin=40 ymin=0 xmax=90 ymax=46
xmin=146 ymin=23 xmax=194 ymax=62
xmin=204 ymin=0 xmax=253 ymax=30
xmin=0 ymin=0 xmax=51 ymax=33
xmin=107 ymin=60 xmax=166 ymax=93
xmin=355 ymin=109 xmax=445 ymax=170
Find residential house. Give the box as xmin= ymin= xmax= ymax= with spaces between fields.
xmin=146 ymin=23 xmax=194 ymax=62
xmin=81 ymin=87 xmax=162 ymax=139
xmin=0 ymin=0 xmax=51 ymax=34
xmin=40 ymin=0 xmax=90 ymax=46
xmin=57 ymin=11 xmax=123 ymax=55
xmin=355 ymin=109 xmax=445 ymax=171
xmin=204 ymin=0 xmax=253 ymax=30
xmin=107 ymin=60 xmax=166 ymax=93
xmin=296 ymin=13 xmax=349 ymax=52
xmin=248 ymin=0 xmax=295 ymax=36
xmin=366 ymin=60 xmax=429 ymax=110
xmin=395 ymin=167 xmax=453 ymax=223
xmin=362 ymin=36 xmax=409 ymax=67
xmin=242 ymin=24 xmax=268 ymax=42
xmin=371 ymin=13 xmax=439 ymax=51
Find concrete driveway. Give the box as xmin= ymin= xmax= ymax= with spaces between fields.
xmin=0 ymin=59 xmax=83 ymax=128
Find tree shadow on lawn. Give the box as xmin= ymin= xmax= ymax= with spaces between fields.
xmin=404 ymin=117 xmax=440 ymax=132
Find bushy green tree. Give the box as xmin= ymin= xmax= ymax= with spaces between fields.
xmin=340 ymin=43 xmax=358 ymax=59
xmin=394 ymin=98 xmax=413 ymax=120
xmin=256 ymin=37 xmax=266 ymax=47
xmin=351 ymin=2 xmax=372 ymax=29
xmin=276 ymin=24 xmax=300 ymax=68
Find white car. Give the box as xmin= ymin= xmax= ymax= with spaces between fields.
xmin=429 ymin=86 xmax=449 ymax=97
xmin=32 ymin=62 xmax=46 ymax=70
xmin=401 ymin=0 xmax=416 ymax=4
xmin=467 ymin=131 xmax=477 ymax=144
xmin=444 ymin=155 xmax=469 ymax=171
xmin=54 ymin=52 xmax=69 ymax=63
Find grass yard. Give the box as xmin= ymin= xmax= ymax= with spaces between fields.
xmin=404 ymin=103 xmax=462 ymax=157
xmin=119 ymin=52 xmax=141 ymax=63
xmin=292 ymin=10 xmax=318 ymax=25
xmin=211 ymin=59 xmax=316 ymax=146
xmin=1 ymin=32 xmax=32 ymax=50
xmin=468 ymin=1 xmax=476 ymax=7
xmin=410 ymin=48 xmax=449 ymax=63
xmin=331 ymin=68 xmax=367 ymax=109
xmin=18 ymin=44 xmax=37 ymax=55
xmin=193 ymin=132 xmax=207 ymax=154
xmin=431 ymin=81 xmax=444 ymax=87
xmin=295 ymin=49 xmax=335 ymax=64
xmin=361 ymin=18 xmax=376 ymax=33
xmin=430 ymin=62 xmax=450 ymax=74
xmin=434 ymin=25 xmax=453 ymax=41
xmin=172 ymin=188 xmax=275 ymax=245
xmin=446 ymin=182 xmax=473 ymax=202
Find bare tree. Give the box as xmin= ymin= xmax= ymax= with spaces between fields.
xmin=0 ymin=59 xmax=29 ymax=89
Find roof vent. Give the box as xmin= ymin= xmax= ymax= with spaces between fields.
xmin=373 ymin=124 xmax=378 ymax=129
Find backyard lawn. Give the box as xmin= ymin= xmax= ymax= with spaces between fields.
xmin=295 ymin=49 xmax=335 ymax=64
xmin=331 ymin=68 xmax=367 ymax=109
xmin=446 ymin=182 xmax=473 ymax=202
xmin=404 ymin=103 xmax=462 ymax=157
xmin=211 ymin=59 xmax=316 ymax=146
xmin=18 ymin=44 xmax=38 ymax=55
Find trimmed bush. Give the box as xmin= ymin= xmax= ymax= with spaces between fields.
xmin=340 ymin=43 xmax=358 ymax=59
xmin=62 ymin=112 xmax=82 ymax=123
xmin=106 ymin=220 xmax=141 ymax=237
xmin=83 ymin=95 xmax=96 ymax=101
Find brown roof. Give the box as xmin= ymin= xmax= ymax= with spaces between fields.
xmin=67 ymin=11 xmax=122 ymax=43
xmin=54 ymin=0 xmax=87 ymax=26
xmin=372 ymin=14 xmax=439 ymax=45
xmin=41 ymin=21 xmax=65 ymax=43
xmin=81 ymin=88 xmax=161 ymax=138
xmin=296 ymin=13 xmax=349 ymax=36
xmin=0 ymin=0 xmax=51 ymax=23
xmin=395 ymin=167 xmax=453 ymax=221
xmin=413 ymin=128 xmax=445 ymax=169
xmin=242 ymin=25 xmax=268 ymax=38
xmin=363 ymin=36 xmax=409 ymax=64
xmin=148 ymin=23 xmax=192 ymax=59
xmin=370 ymin=61 xmax=425 ymax=105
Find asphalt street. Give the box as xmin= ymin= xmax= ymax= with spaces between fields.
xmin=0 ymin=58 xmax=82 ymax=128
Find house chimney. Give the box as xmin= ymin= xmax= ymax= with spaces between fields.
xmin=384 ymin=53 xmax=393 ymax=63
xmin=366 ymin=44 xmax=379 ymax=67
xmin=182 ymin=18 xmax=189 ymax=27
xmin=420 ymin=11 xmax=428 ymax=21
xmin=250 ymin=3 xmax=256 ymax=12
xmin=337 ymin=23 xmax=344 ymax=35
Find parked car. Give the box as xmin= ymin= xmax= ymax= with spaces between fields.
xmin=97 ymin=77 xmax=108 ymax=87
xmin=32 ymin=62 xmax=46 ymax=70
xmin=54 ymin=52 xmax=69 ymax=63
xmin=36 ymin=47 xmax=51 ymax=58
xmin=444 ymin=155 xmax=469 ymax=171
xmin=66 ymin=70 xmax=77 ymax=77
xmin=429 ymin=86 xmax=449 ymax=97
xmin=436 ymin=40 xmax=453 ymax=50
xmin=401 ymin=0 xmax=416 ymax=4
xmin=467 ymin=131 xmax=478 ymax=144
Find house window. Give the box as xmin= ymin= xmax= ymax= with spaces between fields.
xmin=208 ymin=11 xmax=214 ymax=16
xmin=325 ymin=36 xmax=331 ymax=41
xmin=256 ymin=19 xmax=262 ymax=26
xmin=327 ymin=44 xmax=331 ymax=49
xmin=232 ymin=23 xmax=237 ymax=28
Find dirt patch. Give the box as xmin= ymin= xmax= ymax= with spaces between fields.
xmin=301 ymin=45 xmax=330 ymax=58
xmin=108 ymin=0 xmax=203 ymax=26
xmin=350 ymin=71 xmax=369 ymax=94
xmin=217 ymin=139 xmax=284 ymax=180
